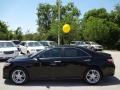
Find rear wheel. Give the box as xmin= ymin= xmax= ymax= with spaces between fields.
xmin=10 ymin=68 xmax=28 ymax=85
xmin=84 ymin=68 xmax=101 ymax=84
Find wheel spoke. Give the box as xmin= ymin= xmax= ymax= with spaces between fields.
xmin=12 ymin=69 xmax=26 ymax=84
xmin=86 ymin=69 xmax=100 ymax=84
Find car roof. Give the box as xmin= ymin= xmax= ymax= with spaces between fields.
xmin=71 ymin=41 xmax=84 ymax=42
xmin=22 ymin=41 xmax=38 ymax=42
xmin=40 ymin=40 xmax=55 ymax=42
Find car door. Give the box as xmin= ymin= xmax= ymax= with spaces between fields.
xmin=31 ymin=48 xmax=63 ymax=80
xmin=55 ymin=47 xmax=92 ymax=79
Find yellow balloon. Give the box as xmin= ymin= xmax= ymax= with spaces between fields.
xmin=63 ymin=24 xmax=70 ymax=33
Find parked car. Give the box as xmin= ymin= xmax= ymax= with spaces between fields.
xmin=3 ymin=45 xmax=115 ymax=85
xmin=0 ymin=41 xmax=19 ymax=60
xmin=19 ymin=41 xmax=45 ymax=55
xmin=70 ymin=41 xmax=90 ymax=49
xmin=86 ymin=41 xmax=103 ymax=51
xmin=39 ymin=41 xmax=57 ymax=48
xmin=11 ymin=40 xmax=21 ymax=51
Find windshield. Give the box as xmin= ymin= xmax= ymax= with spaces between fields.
xmin=76 ymin=41 xmax=85 ymax=45
xmin=40 ymin=42 xmax=49 ymax=46
xmin=0 ymin=42 xmax=15 ymax=48
xmin=12 ymin=41 xmax=20 ymax=45
xmin=90 ymin=42 xmax=98 ymax=45
xmin=71 ymin=41 xmax=76 ymax=44
xmin=28 ymin=42 xmax=41 ymax=47
xmin=49 ymin=41 xmax=57 ymax=46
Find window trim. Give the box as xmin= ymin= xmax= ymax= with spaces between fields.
xmin=38 ymin=48 xmax=63 ymax=58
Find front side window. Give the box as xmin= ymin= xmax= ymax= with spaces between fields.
xmin=40 ymin=48 xmax=61 ymax=58
xmin=64 ymin=48 xmax=89 ymax=57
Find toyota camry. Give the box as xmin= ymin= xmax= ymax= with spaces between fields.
xmin=3 ymin=45 xmax=115 ymax=85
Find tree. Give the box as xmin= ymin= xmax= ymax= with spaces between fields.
xmin=14 ymin=27 xmax=23 ymax=40
xmin=0 ymin=20 xmax=13 ymax=40
xmin=48 ymin=2 xmax=81 ymax=44
xmin=110 ymin=4 xmax=120 ymax=25
xmin=37 ymin=4 xmax=53 ymax=33
xmin=82 ymin=7 xmax=120 ymax=49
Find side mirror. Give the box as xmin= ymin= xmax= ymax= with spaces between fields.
xmin=32 ymin=58 xmax=38 ymax=61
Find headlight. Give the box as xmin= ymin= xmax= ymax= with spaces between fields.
xmin=4 ymin=62 xmax=11 ymax=67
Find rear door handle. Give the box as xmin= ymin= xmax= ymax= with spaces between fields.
xmin=50 ymin=63 xmax=56 ymax=66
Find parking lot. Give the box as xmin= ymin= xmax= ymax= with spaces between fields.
xmin=0 ymin=50 xmax=119 ymax=90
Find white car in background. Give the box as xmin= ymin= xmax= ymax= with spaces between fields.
xmin=70 ymin=41 xmax=90 ymax=49
xmin=0 ymin=41 xmax=19 ymax=60
xmin=39 ymin=40 xmax=57 ymax=48
xmin=86 ymin=41 xmax=103 ymax=51
xmin=19 ymin=41 xmax=45 ymax=55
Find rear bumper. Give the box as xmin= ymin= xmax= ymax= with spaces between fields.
xmin=102 ymin=64 xmax=115 ymax=77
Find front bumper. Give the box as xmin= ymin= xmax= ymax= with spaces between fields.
xmin=3 ymin=65 xmax=12 ymax=79
xmin=0 ymin=53 xmax=19 ymax=60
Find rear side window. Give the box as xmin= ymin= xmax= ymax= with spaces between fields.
xmin=64 ymin=48 xmax=89 ymax=57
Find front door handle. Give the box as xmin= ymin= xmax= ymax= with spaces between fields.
xmin=84 ymin=59 xmax=91 ymax=62
xmin=54 ymin=60 xmax=61 ymax=63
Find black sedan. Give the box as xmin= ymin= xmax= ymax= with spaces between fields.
xmin=3 ymin=46 xmax=115 ymax=85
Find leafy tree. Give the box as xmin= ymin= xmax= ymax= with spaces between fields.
xmin=49 ymin=2 xmax=81 ymax=44
xmin=37 ymin=4 xmax=53 ymax=32
xmin=82 ymin=7 xmax=120 ymax=49
xmin=0 ymin=20 xmax=13 ymax=40
xmin=14 ymin=27 xmax=23 ymax=40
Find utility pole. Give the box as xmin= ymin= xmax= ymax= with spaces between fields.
xmin=57 ymin=0 xmax=60 ymax=45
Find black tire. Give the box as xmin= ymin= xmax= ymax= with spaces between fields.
xmin=10 ymin=67 xmax=29 ymax=85
xmin=84 ymin=68 xmax=101 ymax=85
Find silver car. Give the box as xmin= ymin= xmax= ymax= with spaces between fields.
xmin=39 ymin=41 xmax=57 ymax=48
xmin=70 ymin=41 xmax=90 ymax=49
xmin=0 ymin=41 xmax=19 ymax=60
xmin=86 ymin=41 xmax=103 ymax=51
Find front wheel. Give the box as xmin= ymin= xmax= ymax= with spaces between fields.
xmin=84 ymin=69 xmax=101 ymax=84
xmin=10 ymin=68 xmax=28 ymax=85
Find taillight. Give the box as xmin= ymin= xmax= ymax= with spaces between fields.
xmin=107 ymin=58 xmax=114 ymax=64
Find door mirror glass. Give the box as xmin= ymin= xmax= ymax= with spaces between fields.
xmin=33 ymin=58 xmax=38 ymax=61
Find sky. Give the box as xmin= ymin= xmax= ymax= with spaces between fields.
xmin=0 ymin=0 xmax=120 ymax=34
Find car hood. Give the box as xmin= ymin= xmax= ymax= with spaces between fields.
xmin=0 ymin=47 xmax=18 ymax=51
xmin=27 ymin=46 xmax=45 ymax=49
xmin=7 ymin=55 xmax=30 ymax=62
